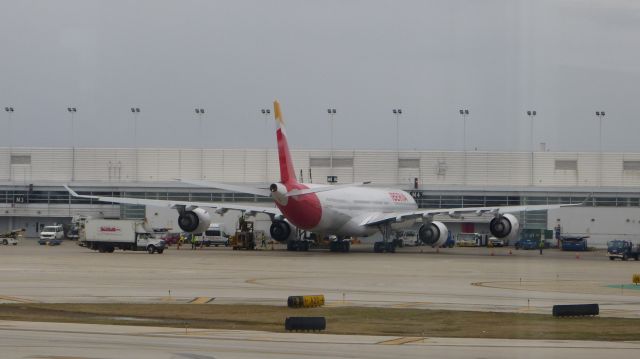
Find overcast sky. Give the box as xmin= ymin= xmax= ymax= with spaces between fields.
xmin=1 ymin=0 xmax=639 ymax=152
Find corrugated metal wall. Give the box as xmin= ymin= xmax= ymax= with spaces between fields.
xmin=2 ymin=147 xmax=640 ymax=187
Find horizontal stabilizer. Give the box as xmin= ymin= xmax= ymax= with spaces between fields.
xmin=286 ymin=182 xmax=371 ymax=197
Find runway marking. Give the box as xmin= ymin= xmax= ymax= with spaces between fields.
xmin=189 ymin=297 xmax=215 ymax=304
xmin=390 ymin=301 xmax=432 ymax=308
xmin=0 ymin=295 xmax=37 ymax=303
xmin=378 ymin=336 xmax=424 ymax=345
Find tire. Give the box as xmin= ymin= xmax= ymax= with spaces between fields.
xmin=107 ymin=247 xmax=115 ymax=253
xmin=147 ymin=245 xmax=156 ymax=254
xmin=157 ymin=249 xmax=164 ymax=254
xmin=609 ymin=257 xmax=615 ymax=261
xmin=98 ymin=246 xmax=106 ymax=253
xmin=2 ymin=239 xmax=7 ymax=245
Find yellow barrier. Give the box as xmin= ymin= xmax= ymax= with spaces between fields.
xmin=633 ymin=274 xmax=640 ymax=285
xmin=287 ymin=295 xmax=325 ymax=308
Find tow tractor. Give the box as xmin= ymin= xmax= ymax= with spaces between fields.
xmin=0 ymin=229 xmax=24 ymax=245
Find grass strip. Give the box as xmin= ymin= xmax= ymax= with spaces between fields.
xmin=0 ymin=303 xmax=638 ymax=341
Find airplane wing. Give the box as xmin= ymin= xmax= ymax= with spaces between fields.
xmin=178 ymin=179 xmax=272 ymax=197
xmin=64 ymin=185 xmax=281 ymax=217
xmin=362 ymin=203 xmax=582 ymax=227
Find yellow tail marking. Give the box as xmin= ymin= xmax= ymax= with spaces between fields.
xmin=273 ymin=100 xmax=284 ymax=126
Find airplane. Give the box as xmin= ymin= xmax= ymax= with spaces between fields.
xmin=65 ymin=100 xmax=580 ymax=253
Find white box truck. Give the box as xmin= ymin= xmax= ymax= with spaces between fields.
xmin=81 ymin=219 xmax=166 ymax=254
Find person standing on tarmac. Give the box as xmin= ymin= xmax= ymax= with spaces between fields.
xmin=539 ymin=238 xmax=544 ymax=255
xmin=190 ymin=233 xmax=197 ymax=250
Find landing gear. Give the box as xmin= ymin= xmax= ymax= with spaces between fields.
xmin=374 ymin=223 xmax=396 ymax=253
xmin=286 ymin=229 xmax=312 ymax=252
xmin=287 ymin=240 xmax=311 ymax=252
xmin=329 ymin=239 xmax=350 ymax=253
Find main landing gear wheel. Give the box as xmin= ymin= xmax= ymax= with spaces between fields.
xmin=287 ymin=241 xmax=310 ymax=252
xmin=375 ymin=223 xmax=396 ymax=253
xmin=329 ymin=240 xmax=350 ymax=253
xmin=373 ymin=242 xmax=396 ymax=253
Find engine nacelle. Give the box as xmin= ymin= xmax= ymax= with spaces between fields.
xmin=270 ymin=183 xmax=288 ymax=205
xmin=418 ymin=221 xmax=449 ymax=248
xmin=177 ymin=208 xmax=211 ymax=234
xmin=489 ymin=213 xmax=520 ymax=242
xmin=270 ymin=220 xmax=292 ymax=242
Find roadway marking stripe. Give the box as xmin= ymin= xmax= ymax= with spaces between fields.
xmin=378 ymin=337 xmax=424 ymax=345
xmin=189 ymin=297 xmax=214 ymax=304
xmin=0 ymin=295 xmax=36 ymax=303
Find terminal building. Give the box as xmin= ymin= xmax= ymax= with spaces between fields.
xmin=1 ymin=146 xmax=639 ymax=247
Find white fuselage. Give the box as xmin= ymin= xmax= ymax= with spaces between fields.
xmin=309 ymin=186 xmax=418 ymax=237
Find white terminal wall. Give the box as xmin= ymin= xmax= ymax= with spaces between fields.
xmin=2 ymin=147 xmax=640 ymax=187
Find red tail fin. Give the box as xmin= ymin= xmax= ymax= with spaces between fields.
xmin=274 ymin=100 xmax=297 ymax=184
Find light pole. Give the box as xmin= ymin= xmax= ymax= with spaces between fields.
xmin=596 ymin=111 xmax=606 ymax=186
xmin=261 ymin=108 xmax=271 ymax=145
xmin=526 ymin=110 xmax=537 ymax=186
xmin=4 ymin=107 xmax=14 ymax=149
xmin=327 ymin=108 xmax=336 ymax=179
xmin=261 ymin=108 xmax=271 ymax=183
xmin=393 ymin=109 xmax=402 ymax=184
xmin=130 ymin=107 xmax=140 ymax=181
xmin=459 ymin=109 xmax=469 ymax=184
xmin=67 ymin=107 xmax=77 ymax=181
xmin=195 ymin=108 xmax=205 ymax=179
xmin=4 ymin=107 xmax=14 ymax=181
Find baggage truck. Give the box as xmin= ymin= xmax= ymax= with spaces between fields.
xmin=81 ymin=219 xmax=166 ymax=254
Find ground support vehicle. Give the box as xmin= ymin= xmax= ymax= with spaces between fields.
xmin=487 ymin=236 xmax=505 ymax=247
xmin=0 ymin=229 xmax=23 ymax=245
xmin=39 ymin=225 xmax=64 ymax=244
xmin=229 ymin=218 xmax=256 ymax=250
xmin=515 ymin=238 xmax=550 ymax=250
xmin=560 ymin=235 xmax=589 ymax=251
xmin=81 ymin=219 xmax=165 ymax=254
xmin=203 ymin=224 xmax=229 ymax=247
xmin=607 ymin=240 xmax=640 ymax=261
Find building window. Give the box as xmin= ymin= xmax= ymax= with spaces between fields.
xmin=10 ymin=155 xmax=31 ymax=165
xmin=623 ymin=160 xmax=640 ymax=171
xmin=398 ymin=158 xmax=420 ymax=168
xmin=555 ymin=160 xmax=577 ymax=170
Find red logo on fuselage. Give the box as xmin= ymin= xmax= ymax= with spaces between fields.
xmin=389 ymin=192 xmax=408 ymax=202
xmin=100 ymin=226 xmax=121 ymax=232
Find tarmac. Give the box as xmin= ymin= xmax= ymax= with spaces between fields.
xmin=2 ymin=240 xmax=640 ymax=358
xmin=1 ymin=320 xmax=640 ymax=359
xmin=1 ymin=239 xmax=639 ymax=317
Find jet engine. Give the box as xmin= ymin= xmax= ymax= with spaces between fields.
xmin=270 ymin=220 xmax=292 ymax=242
xmin=418 ymin=221 xmax=449 ymax=247
xmin=489 ymin=213 xmax=520 ymax=242
xmin=177 ymin=208 xmax=211 ymax=234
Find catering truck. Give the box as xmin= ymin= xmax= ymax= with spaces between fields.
xmin=81 ymin=219 xmax=166 ymax=254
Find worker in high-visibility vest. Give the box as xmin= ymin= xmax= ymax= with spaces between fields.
xmin=539 ymin=239 xmax=544 ymax=255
